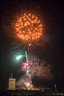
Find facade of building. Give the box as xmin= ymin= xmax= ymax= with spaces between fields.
xmin=8 ymin=74 xmax=16 ymax=90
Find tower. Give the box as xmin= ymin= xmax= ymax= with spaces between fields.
xmin=8 ymin=74 xmax=16 ymax=90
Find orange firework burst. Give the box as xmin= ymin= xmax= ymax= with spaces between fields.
xmin=14 ymin=13 xmax=43 ymax=46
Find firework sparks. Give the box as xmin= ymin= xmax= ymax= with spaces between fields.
xmin=14 ymin=13 xmax=43 ymax=46
xmin=21 ymin=62 xmax=30 ymax=70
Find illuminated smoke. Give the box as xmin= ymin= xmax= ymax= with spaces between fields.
xmin=16 ymin=55 xmax=53 ymax=89
xmin=21 ymin=54 xmax=53 ymax=79
xmin=31 ymin=64 xmax=53 ymax=79
xmin=16 ymin=75 xmax=33 ymax=90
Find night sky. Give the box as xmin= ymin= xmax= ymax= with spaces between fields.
xmin=0 ymin=0 xmax=64 ymax=91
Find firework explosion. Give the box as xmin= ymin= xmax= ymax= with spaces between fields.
xmin=21 ymin=62 xmax=30 ymax=71
xmin=14 ymin=13 xmax=43 ymax=46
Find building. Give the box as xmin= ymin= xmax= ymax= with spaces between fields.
xmin=8 ymin=74 xmax=16 ymax=90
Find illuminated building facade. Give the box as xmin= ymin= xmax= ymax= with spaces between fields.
xmin=8 ymin=74 xmax=16 ymax=90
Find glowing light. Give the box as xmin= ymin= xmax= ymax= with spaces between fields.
xmin=26 ymin=82 xmax=30 ymax=86
xmin=29 ymin=43 xmax=31 ymax=46
xmin=54 ymin=83 xmax=56 ymax=88
xmin=14 ymin=13 xmax=43 ymax=45
xmin=16 ymin=55 xmax=23 ymax=60
xmin=28 ymin=87 xmax=30 ymax=90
